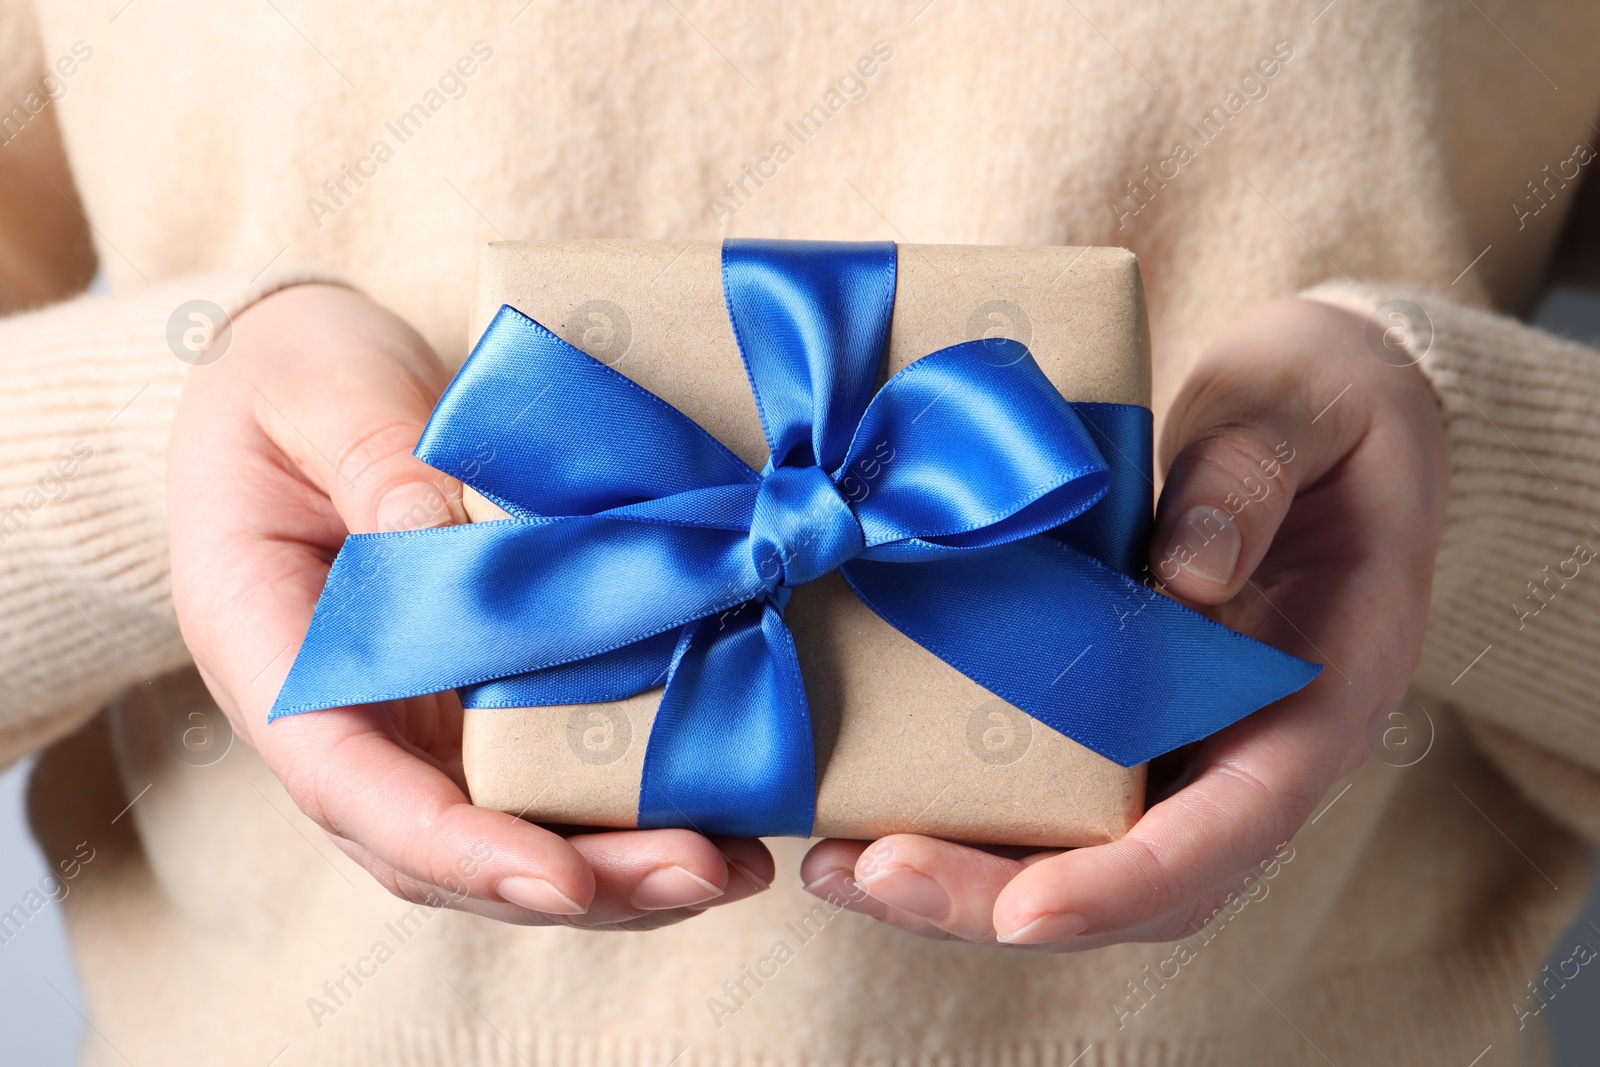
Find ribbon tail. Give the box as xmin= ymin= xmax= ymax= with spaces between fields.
xmin=842 ymin=540 xmax=1321 ymax=767
xmin=271 ymin=517 xmax=759 ymax=719
xmin=637 ymin=602 xmax=816 ymax=838
xmin=460 ymin=629 xmax=681 ymax=707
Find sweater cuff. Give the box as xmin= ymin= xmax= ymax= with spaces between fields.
xmin=1303 ymin=280 xmax=1600 ymax=775
xmin=0 ymin=269 xmax=341 ymax=768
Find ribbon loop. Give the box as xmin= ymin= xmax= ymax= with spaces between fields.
xmin=417 ymin=306 xmax=757 ymax=521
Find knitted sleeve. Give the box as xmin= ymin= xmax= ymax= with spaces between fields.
xmin=0 ymin=272 xmax=336 ymax=769
xmin=1304 ymin=278 xmax=1600 ymax=837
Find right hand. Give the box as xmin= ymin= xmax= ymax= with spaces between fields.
xmin=169 ymin=283 xmax=773 ymax=929
xmin=800 ymin=298 xmax=1448 ymax=949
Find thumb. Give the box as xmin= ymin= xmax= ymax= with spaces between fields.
xmin=327 ymin=417 xmax=464 ymax=536
xmin=243 ymin=287 xmax=466 ymax=536
xmin=1150 ymin=302 xmax=1368 ymax=605
xmin=1149 ymin=421 xmax=1301 ymax=605
xmin=301 ymin=386 xmax=465 ymax=536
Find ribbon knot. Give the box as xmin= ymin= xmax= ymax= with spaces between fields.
xmin=271 ymin=238 xmax=1320 ymax=840
xmin=749 ymin=465 xmax=864 ymax=594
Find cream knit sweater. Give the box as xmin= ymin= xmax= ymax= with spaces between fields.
xmin=4 ymin=2 xmax=1600 ymax=1065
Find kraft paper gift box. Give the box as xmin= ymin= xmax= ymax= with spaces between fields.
xmin=457 ymin=240 xmax=1151 ymax=847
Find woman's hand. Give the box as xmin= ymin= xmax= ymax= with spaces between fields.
xmin=169 ymin=284 xmax=772 ymax=929
xmin=800 ymin=297 xmax=1448 ymax=947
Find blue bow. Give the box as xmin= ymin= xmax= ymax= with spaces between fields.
xmin=273 ymin=239 xmax=1319 ymax=838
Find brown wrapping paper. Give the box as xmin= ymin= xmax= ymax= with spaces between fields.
xmin=460 ymin=240 xmax=1149 ymax=847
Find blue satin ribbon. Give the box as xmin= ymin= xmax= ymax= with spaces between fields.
xmin=272 ymin=238 xmax=1320 ymax=839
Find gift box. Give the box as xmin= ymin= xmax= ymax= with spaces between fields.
xmin=462 ymin=239 xmax=1150 ymax=847
xmin=272 ymin=239 xmax=1318 ymax=848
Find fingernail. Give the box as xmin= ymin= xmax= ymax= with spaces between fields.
xmin=497 ymin=876 xmax=587 ymax=916
xmin=855 ymin=841 xmax=895 ymax=881
xmin=376 ymin=482 xmax=449 ymax=532
xmin=1168 ymin=505 xmax=1240 ymax=585
xmin=996 ymin=911 xmax=1089 ymax=944
xmin=628 ymin=865 xmax=725 ymax=911
xmin=727 ymin=860 xmax=772 ymax=893
xmin=803 ymin=870 xmax=889 ymax=918
xmin=856 ymin=867 xmax=951 ymax=921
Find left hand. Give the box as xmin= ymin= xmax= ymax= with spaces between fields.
xmin=169 ymin=284 xmax=774 ymax=931
xmin=799 ymin=297 xmax=1448 ymax=947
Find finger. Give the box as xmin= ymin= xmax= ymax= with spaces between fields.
xmin=710 ymin=835 xmax=780 ymax=904
xmin=848 ymin=835 xmax=1029 ymax=942
xmin=237 ymin=285 xmax=465 ymax=534
xmin=325 ymin=835 xmax=581 ymax=926
xmin=265 ymin=701 xmax=602 ymax=915
xmin=329 ymin=831 xmax=770 ymax=933
xmin=565 ymin=829 xmax=772 ymax=921
xmin=800 ymin=840 xmax=895 ymax=922
xmin=799 ymin=839 xmax=965 ymax=940
xmin=991 ymin=682 xmax=1345 ymax=945
xmin=1150 ymin=299 xmax=1370 ymax=603
xmin=1149 ymin=424 xmax=1299 ymax=603
xmin=270 ymin=701 xmax=774 ymax=922
xmin=557 ymin=843 xmax=777 ymax=933
xmin=338 ymin=830 xmax=774 ymax=927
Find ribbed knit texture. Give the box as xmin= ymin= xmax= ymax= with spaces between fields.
xmin=1307 ymin=282 xmax=1600 ymax=830
xmin=4 ymin=2 xmax=1600 ymax=1065
xmin=0 ymin=271 xmax=335 ymax=769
